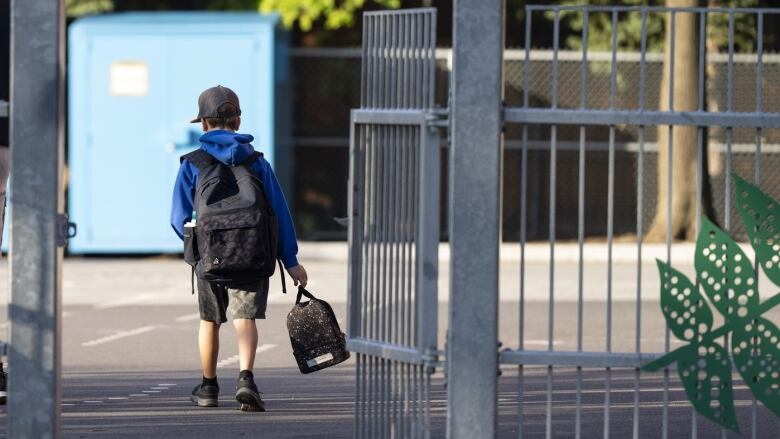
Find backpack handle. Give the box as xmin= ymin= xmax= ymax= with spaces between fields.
xmin=296 ymin=286 xmax=316 ymax=304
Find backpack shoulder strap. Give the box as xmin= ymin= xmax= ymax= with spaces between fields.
xmin=241 ymin=151 xmax=263 ymax=167
xmin=180 ymin=149 xmax=214 ymax=171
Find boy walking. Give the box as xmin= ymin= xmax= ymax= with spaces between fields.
xmin=171 ymin=85 xmax=307 ymax=411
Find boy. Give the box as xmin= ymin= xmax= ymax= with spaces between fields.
xmin=171 ymin=85 xmax=307 ymax=411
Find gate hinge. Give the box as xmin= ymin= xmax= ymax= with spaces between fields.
xmin=57 ymin=214 xmax=77 ymax=247
xmin=425 ymin=108 xmax=449 ymax=128
xmin=423 ymin=348 xmax=445 ymax=372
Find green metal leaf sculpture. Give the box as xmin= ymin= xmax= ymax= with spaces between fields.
xmin=731 ymin=317 xmax=780 ymax=418
xmin=735 ymin=174 xmax=780 ymax=286
xmin=677 ymin=341 xmax=739 ymax=431
xmin=695 ymin=217 xmax=758 ymax=320
xmin=658 ymin=261 xmax=712 ymax=343
xmin=643 ymin=174 xmax=780 ymax=433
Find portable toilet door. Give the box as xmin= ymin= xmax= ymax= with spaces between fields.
xmin=68 ymin=12 xmax=284 ymax=253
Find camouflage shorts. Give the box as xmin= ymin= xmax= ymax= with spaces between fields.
xmin=197 ymin=278 xmax=269 ymax=323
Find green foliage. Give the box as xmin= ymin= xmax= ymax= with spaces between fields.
xmin=545 ymin=0 xmax=759 ymax=53
xmin=66 ymin=0 xmax=114 ymax=16
xmin=259 ymin=0 xmax=401 ymax=31
xmin=644 ymin=175 xmax=780 ymax=431
xmin=706 ymin=0 xmax=760 ymax=53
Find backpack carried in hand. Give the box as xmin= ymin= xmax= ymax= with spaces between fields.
xmin=181 ymin=149 xmax=278 ymax=284
xmin=287 ymin=287 xmax=350 ymax=374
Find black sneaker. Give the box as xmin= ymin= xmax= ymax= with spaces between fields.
xmin=191 ymin=382 xmax=219 ymax=407
xmin=0 ymin=363 xmax=6 ymax=405
xmin=235 ymin=375 xmax=265 ymax=412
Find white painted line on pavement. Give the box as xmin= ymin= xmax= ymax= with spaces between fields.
xmin=150 ymin=386 xmax=168 ymax=390
xmin=61 ymin=403 xmax=75 ymax=406
xmin=83 ymin=400 xmax=103 ymax=403
xmin=81 ymin=325 xmax=156 ymax=347
xmin=108 ymin=397 xmax=129 ymax=400
xmin=175 ymin=313 xmax=201 ymax=322
xmin=94 ymin=293 xmax=155 ymax=310
xmin=158 ymin=383 xmax=177 ymax=386
xmin=142 ymin=390 xmax=160 ymax=393
xmin=216 ymin=344 xmax=277 ymax=369
xmin=129 ymin=393 xmax=150 ymax=397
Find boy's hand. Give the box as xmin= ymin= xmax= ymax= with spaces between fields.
xmin=287 ymin=264 xmax=308 ymax=288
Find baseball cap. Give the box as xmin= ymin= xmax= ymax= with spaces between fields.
xmin=190 ymin=85 xmax=242 ymax=123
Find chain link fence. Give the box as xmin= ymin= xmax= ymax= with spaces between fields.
xmin=291 ymin=48 xmax=780 ymax=241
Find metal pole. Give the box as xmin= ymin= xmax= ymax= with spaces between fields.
xmin=447 ymin=0 xmax=503 ymax=437
xmin=8 ymin=0 xmax=65 ymax=437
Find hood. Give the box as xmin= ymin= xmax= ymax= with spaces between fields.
xmin=199 ymin=130 xmax=256 ymax=166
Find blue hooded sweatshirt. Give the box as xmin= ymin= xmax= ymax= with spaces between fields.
xmin=170 ymin=130 xmax=299 ymax=269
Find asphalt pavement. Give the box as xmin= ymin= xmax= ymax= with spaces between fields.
xmin=0 ymin=243 xmax=776 ymax=437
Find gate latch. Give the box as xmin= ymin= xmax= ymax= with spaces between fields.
xmin=57 ymin=214 xmax=77 ymax=247
xmin=425 ymin=108 xmax=449 ymax=128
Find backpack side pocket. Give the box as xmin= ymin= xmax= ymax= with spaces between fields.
xmin=183 ymin=224 xmax=199 ymax=267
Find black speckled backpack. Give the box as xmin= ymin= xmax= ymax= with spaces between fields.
xmin=287 ymin=287 xmax=350 ymax=374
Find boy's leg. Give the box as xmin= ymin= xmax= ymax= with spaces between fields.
xmin=227 ymin=279 xmax=269 ymax=412
xmin=233 ymin=319 xmax=258 ymax=371
xmin=191 ymin=280 xmax=229 ymax=407
xmin=199 ymin=320 xmax=220 ymax=378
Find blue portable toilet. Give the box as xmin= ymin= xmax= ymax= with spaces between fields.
xmin=67 ymin=12 xmax=289 ymax=253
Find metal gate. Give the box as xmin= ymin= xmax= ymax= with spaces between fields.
xmin=347 ymin=8 xmax=442 ymax=438
xmin=500 ymin=4 xmax=780 ymax=438
xmin=351 ymin=3 xmax=780 ymax=438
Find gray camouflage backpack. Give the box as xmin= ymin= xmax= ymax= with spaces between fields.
xmin=181 ymin=149 xmax=278 ymax=284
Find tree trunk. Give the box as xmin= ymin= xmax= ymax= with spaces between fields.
xmin=645 ymin=0 xmax=702 ymax=242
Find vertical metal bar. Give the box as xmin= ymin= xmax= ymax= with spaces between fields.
xmin=410 ymin=123 xmax=419 ymax=349
xmin=634 ymin=127 xmax=645 ymax=439
xmin=417 ymin=123 xmax=439 ymax=354
xmin=403 ymin=127 xmax=411 ymax=349
xmin=414 ymin=13 xmax=423 ymax=110
xmin=517 ymin=10 xmax=532 ymax=439
xmin=725 ymin=11 xmax=734 ymax=232
xmin=546 ymin=11 xmax=560 ymax=439
xmin=8 ymin=0 xmax=65 ymax=436
xmin=382 ymin=126 xmax=391 ymax=439
xmin=633 ymin=11 xmax=648 ymax=439
xmin=427 ymin=11 xmax=436 ymax=109
xmin=662 ymin=11 xmax=676 ymax=439
xmin=403 ymin=14 xmax=411 ymax=109
xmin=448 ymin=1 xmax=503 ymax=437
xmin=603 ymin=11 xmax=618 ymax=438
xmin=755 ymin=11 xmax=763 ymax=187
xmin=605 ymin=124 xmax=616 ymax=439
xmin=348 ymin=117 xmax=364 ymax=340
xmin=609 ymin=10 xmax=618 ymax=110
xmin=389 ymin=128 xmax=398 ymax=349
xmin=361 ymin=16 xmax=370 ymax=108
xmin=398 ymin=126 xmax=406 ymax=350
xmin=575 ymin=9 xmax=588 ymax=439
xmin=551 ymin=9 xmax=559 ymax=110
xmin=348 ymin=120 xmax=365 ymax=438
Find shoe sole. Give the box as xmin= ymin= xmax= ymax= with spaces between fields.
xmin=191 ymin=394 xmax=218 ymax=407
xmin=235 ymin=388 xmax=265 ymax=412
